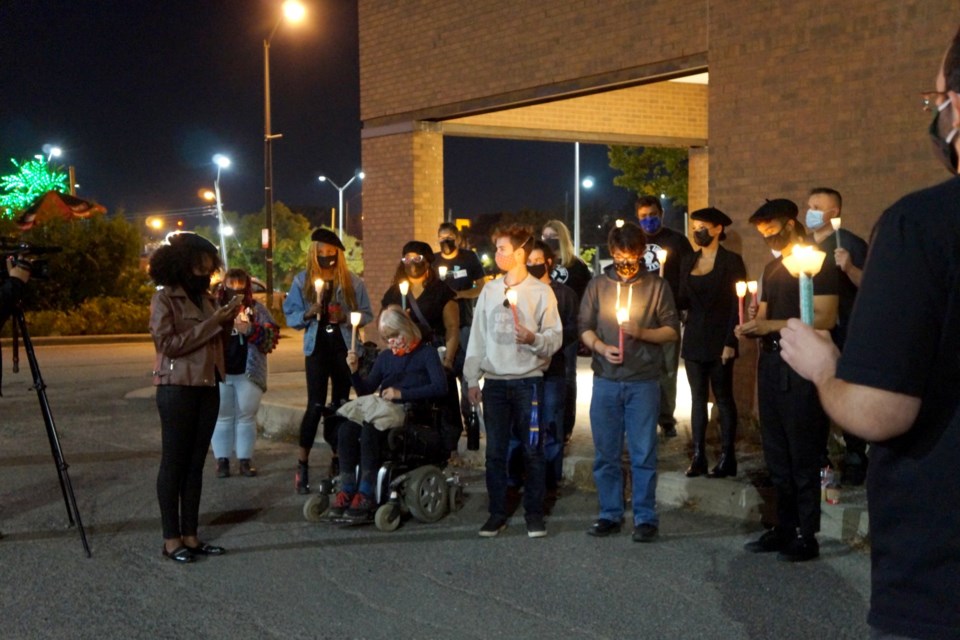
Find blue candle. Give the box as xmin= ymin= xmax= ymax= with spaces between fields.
xmin=799 ymin=273 xmax=814 ymax=325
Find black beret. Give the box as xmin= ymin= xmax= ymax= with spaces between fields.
xmin=401 ymin=240 xmax=435 ymax=263
xmin=167 ymin=231 xmax=218 ymax=253
xmin=748 ymin=198 xmax=799 ymax=224
xmin=310 ymin=227 xmax=346 ymax=251
xmin=690 ymin=207 xmax=733 ymax=227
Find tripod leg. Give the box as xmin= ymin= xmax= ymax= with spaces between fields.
xmin=14 ymin=310 xmax=92 ymax=557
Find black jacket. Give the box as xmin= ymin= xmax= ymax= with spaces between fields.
xmin=677 ymin=245 xmax=746 ymax=361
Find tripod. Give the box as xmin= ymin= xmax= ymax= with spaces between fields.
xmin=10 ymin=306 xmax=91 ymax=557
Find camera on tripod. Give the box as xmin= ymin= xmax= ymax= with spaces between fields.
xmin=0 ymin=237 xmax=62 ymax=280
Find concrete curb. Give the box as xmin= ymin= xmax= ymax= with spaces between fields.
xmin=1 ymin=333 xmax=155 ymax=346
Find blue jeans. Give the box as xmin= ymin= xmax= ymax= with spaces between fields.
xmin=482 ymin=377 xmax=546 ymax=520
xmin=507 ymin=375 xmax=566 ymax=490
xmin=589 ymin=376 xmax=660 ymax=527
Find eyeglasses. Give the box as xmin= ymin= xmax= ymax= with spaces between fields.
xmin=921 ymin=91 xmax=949 ymax=112
xmin=401 ymin=255 xmax=425 ymax=265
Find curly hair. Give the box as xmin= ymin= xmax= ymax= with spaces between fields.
xmin=149 ymin=235 xmax=221 ymax=288
xmin=491 ymin=223 xmax=534 ymax=261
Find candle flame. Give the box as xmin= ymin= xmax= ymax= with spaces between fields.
xmin=830 ymin=218 xmax=841 ymax=231
xmin=438 ymin=266 xmax=448 ymax=279
xmin=735 ymin=281 xmax=748 ymax=297
xmin=615 ymin=219 xmax=625 ymax=228
xmin=656 ymin=249 xmax=668 ymax=263
xmin=616 ymin=308 xmax=629 ymax=324
xmin=782 ymin=244 xmax=827 ymax=277
xmin=398 ymin=280 xmax=410 ymax=296
xmin=313 ymin=278 xmax=323 ymax=292
xmin=350 ymin=311 xmax=362 ymax=326
xmin=747 ymin=280 xmax=758 ymax=294
xmin=506 ymin=290 xmax=518 ymax=306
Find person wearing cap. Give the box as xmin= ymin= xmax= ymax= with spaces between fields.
xmin=283 ymin=227 xmax=374 ymax=495
xmin=676 ymin=207 xmax=746 ymax=478
xmin=381 ymin=240 xmax=462 ymax=453
xmin=635 ymin=195 xmax=693 ymax=439
xmin=736 ymin=199 xmax=838 ymax=562
xmin=805 ymin=187 xmax=871 ymax=486
xmin=149 ymin=232 xmax=241 ymax=563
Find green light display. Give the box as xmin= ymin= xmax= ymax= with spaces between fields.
xmin=0 ymin=157 xmax=69 ymax=219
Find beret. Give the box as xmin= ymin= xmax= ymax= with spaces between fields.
xmin=310 ymin=227 xmax=346 ymax=251
xmin=690 ymin=207 xmax=733 ymax=227
xmin=748 ymin=198 xmax=799 ymax=224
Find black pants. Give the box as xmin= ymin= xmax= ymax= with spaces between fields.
xmin=156 ymin=385 xmax=219 ymax=539
xmin=757 ymin=352 xmax=830 ymax=537
xmin=299 ymin=327 xmax=352 ymax=451
xmin=441 ymin=369 xmax=464 ymax=451
xmin=337 ymin=419 xmax=385 ymax=493
xmin=685 ymin=358 xmax=738 ymax=453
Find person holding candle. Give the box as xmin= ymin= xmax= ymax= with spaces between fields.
xmin=283 ymin=227 xmax=374 ymax=495
xmin=464 ymin=223 xmax=562 ymax=538
xmin=676 ymin=208 xmax=746 ymax=478
xmin=635 ymin=196 xmax=693 ymax=439
xmin=735 ymin=199 xmax=838 ymax=562
xmin=580 ymin=221 xmax=680 ymax=541
xmin=211 ymin=268 xmax=280 ymax=479
xmin=806 ymin=187 xmax=871 ymax=485
xmin=779 ymin=38 xmax=960 ymax=636
xmin=381 ymin=241 xmax=462 ymax=455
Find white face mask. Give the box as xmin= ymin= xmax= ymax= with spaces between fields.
xmin=805 ymin=209 xmax=826 ymax=230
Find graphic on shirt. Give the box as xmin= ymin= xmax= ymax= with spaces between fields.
xmin=551 ymin=265 xmax=570 ymax=284
xmin=642 ymin=243 xmax=663 ymax=273
xmin=492 ymin=305 xmax=518 ymax=345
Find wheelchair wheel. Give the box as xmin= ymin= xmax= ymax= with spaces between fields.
xmin=303 ymin=494 xmax=330 ymax=523
xmin=405 ymin=466 xmax=449 ymax=523
xmin=375 ymin=503 xmax=402 ymax=532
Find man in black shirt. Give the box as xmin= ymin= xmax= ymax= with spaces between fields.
xmin=736 ymin=199 xmax=838 ymax=562
xmin=636 ymin=196 xmax=693 ymax=438
xmin=781 ymin=32 xmax=960 ymax=638
xmin=806 ymin=187 xmax=871 ymax=485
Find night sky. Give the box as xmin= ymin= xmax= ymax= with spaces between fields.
xmin=0 ymin=1 xmax=634 ymax=228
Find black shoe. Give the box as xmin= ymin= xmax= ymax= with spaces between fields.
xmin=841 ymin=453 xmax=868 ymax=486
xmin=744 ymin=528 xmax=790 ymax=553
xmin=478 ymin=515 xmax=507 ymax=538
xmin=328 ymin=455 xmax=340 ymax=479
xmin=162 ymin=545 xmax=194 ymax=564
xmin=632 ymin=523 xmax=659 ymax=543
xmin=216 ymin=458 xmax=230 ymax=479
xmin=295 ymin=462 xmax=309 ymax=495
xmin=777 ymin=535 xmax=819 ymax=562
xmin=709 ymin=454 xmax=738 ymax=478
xmin=526 ymin=516 xmax=547 ymax=538
xmin=238 ymin=459 xmax=257 ymax=477
xmin=184 ymin=541 xmax=226 ymax=556
xmin=661 ymin=425 xmax=678 ymax=438
xmin=685 ymin=454 xmax=708 ymax=477
xmin=587 ymin=518 xmax=623 ymax=537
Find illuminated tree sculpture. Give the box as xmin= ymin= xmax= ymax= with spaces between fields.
xmin=0 ymin=157 xmax=69 ymax=219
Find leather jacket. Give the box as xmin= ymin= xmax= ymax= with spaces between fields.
xmin=150 ymin=285 xmax=226 ymax=387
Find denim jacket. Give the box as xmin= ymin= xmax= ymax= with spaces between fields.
xmin=283 ymin=270 xmax=374 ymax=356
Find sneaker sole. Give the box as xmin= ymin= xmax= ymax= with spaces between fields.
xmin=478 ymin=525 xmax=506 ymax=538
xmin=527 ymin=530 xmax=548 ymax=538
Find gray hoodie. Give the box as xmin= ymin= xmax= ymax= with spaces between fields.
xmin=578 ymin=266 xmax=680 ymax=382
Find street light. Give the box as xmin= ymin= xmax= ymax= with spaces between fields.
xmin=318 ymin=171 xmax=364 ymax=239
xmin=213 ymin=154 xmax=231 ymax=270
xmin=263 ymin=0 xmax=306 ymax=308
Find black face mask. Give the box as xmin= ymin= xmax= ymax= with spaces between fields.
xmin=527 ymin=264 xmax=548 ymax=279
xmin=763 ymin=224 xmax=793 ymax=253
xmin=318 ymin=255 xmax=338 ymax=269
xmin=693 ymin=228 xmax=713 ymax=248
xmin=404 ymin=262 xmax=428 ymax=279
xmin=929 ymin=99 xmax=959 ymax=174
xmin=543 ymin=237 xmax=561 ymax=253
xmin=439 ymin=239 xmax=457 ymax=254
xmin=613 ymin=260 xmax=640 ymax=279
xmin=186 ymin=274 xmax=211 ymax=293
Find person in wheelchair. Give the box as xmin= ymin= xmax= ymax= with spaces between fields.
xmin=335 ymin=306 xmax=448 ymax=522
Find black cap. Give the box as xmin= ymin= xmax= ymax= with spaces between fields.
xmin=310 ymin=227 xmax=346 ymax=251
xmin=402 ymin=240 xmax=435 ymax=263
xmin=690 ymin=207 xmax=733 ymax=227
xmin=748 ymin=199 xmax=799 ymax=224
xmin=167 ymin=231 xmax=218 ymax=253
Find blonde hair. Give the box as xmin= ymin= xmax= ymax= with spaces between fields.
xmin=379 ymin=306 xmax=422 ymax=343
xmin=302 ymin=241 xmax=357 ymax=309
xmin=543 ymin=219 xmax=577 ymax=268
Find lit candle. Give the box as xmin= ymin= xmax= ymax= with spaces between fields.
xmin=747 ymin=280 xmax=758 ymax=315
xmin=438 ymin=265 xmax=448 ymax=280
xmin=506 ymin=289 xmax=520 ymax=328
xmin=313 ymin=278 xmax=324 ymax=321
xmin=399 ymin=280 xmax=409 ymax=311
xmin=656 ymin=249 xmax=668 ymax=278
xmin=735 ymin=281 xmax=748 ymax=325
xmin=782 ymin=244 xmax=827 ymax=326
xmin=350 ymin=311 xmax=362 ymax=351
xmin=830 ymin=218 xmax=842 ymax=250
xmin=616 ymin=307 xmax=629 ymax=358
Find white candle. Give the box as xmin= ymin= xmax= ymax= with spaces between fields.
xmin=831 ymin=218 xmax=842 ymax=250
xmin=747 ymin=280 xmax=758 ymax=313
xmin=656 ymin=249 xmax=667 ymax=278
xmin=313 ymin=278 xmax=324 ymax=321
xmin=735 ymin=281 xmax=747 ymax=325
xmin=438 ymin=265 xmax=448 ymax=280
xmin=399 ymin=280 xmax=409 ymax=311
xmin=350 ymin=311 xmax=362 ymax=351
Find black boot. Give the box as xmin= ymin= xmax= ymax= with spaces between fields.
xmin=685 ymin=450 xmax=708 ymax=477
xmin=295 ymin=461 xmax=310 ymax=494
xmin=216 ymin=458 xmax=230 ymax=479
xmin=709 ymin=452 xmax=737 ymax=478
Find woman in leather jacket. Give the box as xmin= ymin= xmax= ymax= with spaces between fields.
xmin=149 ymin=232 xmax=240 ymax=564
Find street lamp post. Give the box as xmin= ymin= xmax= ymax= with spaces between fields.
xmin=318 ymin=171 xmax=364 ymax=239
xmin=263 ymin=0 xmax=305 ymax=308
xmin=213 ymin=154 xmax=231 ymax=270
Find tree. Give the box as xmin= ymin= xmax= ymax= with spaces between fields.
xmin=0 ymin=157 xmax=68 ymax=218
xmin=607 ymin=146 xmax=688 ymax=207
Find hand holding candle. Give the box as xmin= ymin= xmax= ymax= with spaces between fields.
xmin=735 ymin=280 xmax=748 ymax=325
xmin=350 ymin=311 xmax=362 ymax=351
xmin=656 ymin=249 xmax=668 ymax=278
xmin=830 ymin=218 xmax=842 ymax=250
xmin=313 ymin=278 xmax=324 ymax=321
xmin=399 ymin=280 xmax=409 ymax=311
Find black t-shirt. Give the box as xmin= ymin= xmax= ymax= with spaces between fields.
xmin=382 ymin=277 xmax=455 ymax=344
xmin=816 ymin=228 xmax=869 ymax=348
xmin=550 ymin=257 xmax=592 ymax=301
xmin=642 ymin=226 xmax=693 ymax=297
xmin=545 ymin=280 xmax=579 ymax=378
xmin=836 ymin=177 xmax=960 ymax=639
xmin=435 ymin=249 xmax=484 ymax=328
xmin=760 ymin=251 xmax=839 ymax=328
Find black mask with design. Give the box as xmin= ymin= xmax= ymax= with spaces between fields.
xmin=613 ymin=260 xmax=640 ymax=279
xmin=763 ymin=224 xmax=793 ymax=253
xmin=543 ymin=237 xmax=561 ymax=253
xmin=404 ymin=262 xmax=428 ymax=279
xmin=439 ymin=239 xmax=457 ymax=254
xmin=693 ymin=228 xmax=713 ymax=247
xmin=318 ymin=255 xmax=338 ymax=269
xmin=527 ymin=264 xmax=548 ymax=279
xmin=929 ymin=99 xmax=959 ymax=174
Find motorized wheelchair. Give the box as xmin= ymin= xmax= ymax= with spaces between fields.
xmin=302 ymin=400 xmax=463 ymax=532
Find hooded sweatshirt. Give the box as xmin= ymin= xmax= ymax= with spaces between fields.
xmin=578 ymin=265 xmax=680 ymax=382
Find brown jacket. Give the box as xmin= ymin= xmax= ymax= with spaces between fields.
xmin=150 ymin=285 xmax=226 ymax=387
